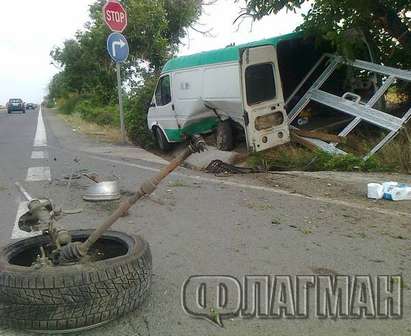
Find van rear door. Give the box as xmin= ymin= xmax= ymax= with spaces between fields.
xmin=240 ymin=45 xmax=290 ymax=152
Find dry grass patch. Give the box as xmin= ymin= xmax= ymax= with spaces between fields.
xmin=59 ymin=113 xmax=128 ymax=144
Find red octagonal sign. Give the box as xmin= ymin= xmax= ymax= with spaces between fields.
xmin=103 ymin=0 xmax=128 ymax=33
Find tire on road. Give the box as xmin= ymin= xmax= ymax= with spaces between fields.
xmin=0 ymin=230 xmax=152 ymax=333
xmin=154 ymin=126 xmax=172 ymax=152
xmin=216 ymin=119 xmax=234 ymax=151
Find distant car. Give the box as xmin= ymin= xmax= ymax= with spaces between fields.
xmin=26 ymin=103 xmax=35 ymax=110
xmin=7 ymin=99 xmax=25 ymax=114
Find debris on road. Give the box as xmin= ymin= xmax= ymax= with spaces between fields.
xmin=205 ymin=159 xmax=262 ymax=175
xmin=83 ymin=172 xmax=102 ymax=183
xmin=83 ymin=181 xmax=121 ymax=201
xmin=63 ymin=173 xmax=81 ymax=180
xmin=62 ymin=208 xmax=83 ymax=215
xmin=0 ymin=136 xmax=207 ymax=333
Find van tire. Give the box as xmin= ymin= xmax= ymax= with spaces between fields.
xmin=216 ymin=120 xmax=234 ymax=151
xmin=154 ymin=127 xmax=171 ymax=152
xmin=0 ymin=230 xmax=152 ymax=333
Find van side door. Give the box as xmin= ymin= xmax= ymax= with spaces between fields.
xmin=240 ymin=45 xmax=290 ymax=152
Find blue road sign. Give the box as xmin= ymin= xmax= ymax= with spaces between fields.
xmin=107 ymin=32 xmax=129 ymax=63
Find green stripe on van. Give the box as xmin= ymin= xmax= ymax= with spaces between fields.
xmin=162 ymin=31 xmax=302 ymax=73
xmin=165 ymin=117 xmax=219 ymax=142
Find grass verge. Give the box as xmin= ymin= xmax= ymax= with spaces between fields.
xmin=58 ymin=112 xmax=127 ymax=144
xmin=248 ymin=129 xmax=410 ymax=173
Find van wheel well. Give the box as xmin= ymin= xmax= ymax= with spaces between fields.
xmin=153 ymin=126 xmax=171 ymax=152
xmin=216 ymin=119 xmax=234 ymax=151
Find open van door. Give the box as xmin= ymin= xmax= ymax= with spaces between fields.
xmin=240 ymin=45 xmax=290 ymax=152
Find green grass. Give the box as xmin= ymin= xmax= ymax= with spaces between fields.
xmin=247 ymin=143 xmax=398 ymax=173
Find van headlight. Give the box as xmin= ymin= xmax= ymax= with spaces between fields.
xmin=255 ymin=112 xmax=284 ymax=131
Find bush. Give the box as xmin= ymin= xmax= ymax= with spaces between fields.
xmin=310 ymin=151 xmax=387 ymax=172
xmin=76 ymin=100 xmax=119 ymax=126
xmin=46 ymin=99 xmax=56 ymax=108
xmin=56 ymin=94 xmax=82 ymax=115
xmin=124 ymin=75 xmax=158 ymax=148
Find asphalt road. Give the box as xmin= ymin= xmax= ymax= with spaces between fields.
xmin=0 ymin=107 xmax=410 ymax=335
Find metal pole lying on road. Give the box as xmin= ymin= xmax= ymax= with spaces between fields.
xmin=59 ymin=135 xmax=207 ymax=263
xmin=116 ymin=63 xmax=126 ymax=144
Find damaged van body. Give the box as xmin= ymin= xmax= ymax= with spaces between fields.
xmin=147 ymin=32 xmax=323 ymax=152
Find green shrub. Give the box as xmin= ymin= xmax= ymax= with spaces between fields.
xmin=57 ymin=94 xmax=82 ymax=115
xmin=124 ymin=75 xmax=158 ymax=148
xmin=46 ymin=99 xmax=56 ymax=108
xmin=76 ymin=100 xmax=119 ymax=126
xmin=311 ymin=151 xmax=387 ymax=172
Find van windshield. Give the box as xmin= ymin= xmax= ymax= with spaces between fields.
xmin=245 ymin=63 xmax=276 ymax=105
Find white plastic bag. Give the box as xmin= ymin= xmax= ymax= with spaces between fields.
xmin=367 ymin=183 xmax=384 ymax=200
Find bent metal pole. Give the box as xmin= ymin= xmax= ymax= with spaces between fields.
xmin=60 ymin=136 xmax=206 ymax=262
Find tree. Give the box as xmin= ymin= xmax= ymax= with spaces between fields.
xmin=48 ymin=0 xmax=206 ymax=145
xmin=49 ymin=0 xmax=204 ymax=105
xmin=238 ymin=0 xmax=411 ymax=68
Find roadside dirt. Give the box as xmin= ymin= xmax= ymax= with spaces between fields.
xmin=252 ymin=170 xmax=411 ymax=215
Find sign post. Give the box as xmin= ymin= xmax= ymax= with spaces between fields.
xmin=103 ymin=1 xmax=128 ymax=143
xmin=116 ymin=63 xmax=126 ymax=144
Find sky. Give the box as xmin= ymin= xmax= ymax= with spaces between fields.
xmin=0 ymin=0 xmax=310 ymax=105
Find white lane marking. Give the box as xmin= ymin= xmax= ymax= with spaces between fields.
xmin=26 ymin=167 xmax=51 ymax=182
xmin=31 ymin=151 xmax=48 ymax=159
xmin=33 ymin=106 xmax=47 ymax=147
xmin=11 ymin=201 xmax=41 ymax=240
xmin=85 ymin=153 xmax=411 ymax=219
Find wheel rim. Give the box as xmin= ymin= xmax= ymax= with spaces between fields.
xmin=8 ymin=233 xmax=129 ymax=267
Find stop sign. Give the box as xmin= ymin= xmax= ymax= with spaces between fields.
xmin=103 ymin=1 xmax=128 ymax=33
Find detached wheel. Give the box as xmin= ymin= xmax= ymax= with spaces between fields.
xmin=216 ymin=120 xmax=234 ymax=151
xmin=154 ymin=127 xmax=171 ymax=152
xmin=0 ymin=230 xmax=152 ymax=333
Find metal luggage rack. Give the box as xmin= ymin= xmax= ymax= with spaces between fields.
xmin=286 ymin=54 xmax=411 ymax=160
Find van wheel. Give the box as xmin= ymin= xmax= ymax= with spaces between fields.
xmin=154 ymin=127 xmax=171 ymax=152
xmin=216 ymin=120 xmax=234 ymax=151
